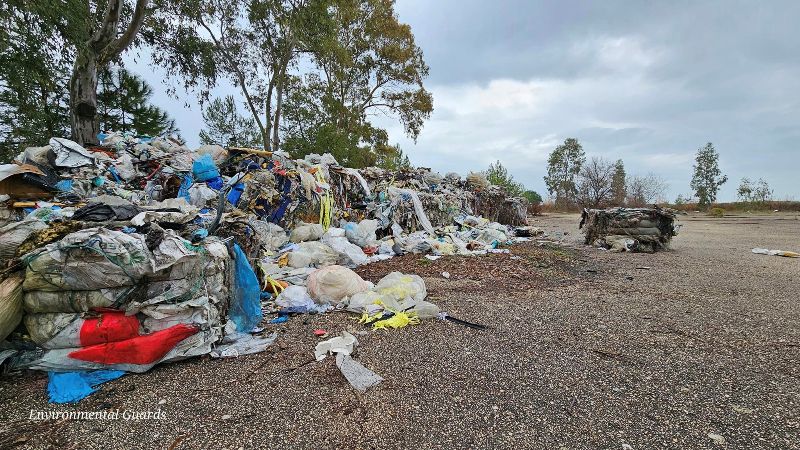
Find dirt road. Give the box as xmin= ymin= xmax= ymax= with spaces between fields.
xmin=1 ymin=212 xmax=798 ymax=449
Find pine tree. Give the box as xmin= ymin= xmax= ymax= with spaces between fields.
xmin=199 ymin=96 xmax=262 ymax=147
xmin=611 ymin=159 xmax=627 ymax=205
xmin=97 ymin=67 xmax=177 ymax=137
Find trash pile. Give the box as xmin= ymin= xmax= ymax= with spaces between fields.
xmin=0 ymin=133 xmax=531 ymax=401
xmin=579 ymin=207 xmax=678 ymax=253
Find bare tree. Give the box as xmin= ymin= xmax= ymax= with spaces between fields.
xmin=627 ymin=173 xmax=669 ymax=206
xmin=575 ymin=156 xmax=615 ymax=207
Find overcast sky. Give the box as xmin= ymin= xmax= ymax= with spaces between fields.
xmin=125 ymin=0 xmax=800 ymax=201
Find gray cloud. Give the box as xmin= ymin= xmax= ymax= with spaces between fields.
xmin=127 ymin=0 xmax=800 ymax=201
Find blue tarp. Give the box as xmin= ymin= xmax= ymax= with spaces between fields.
xmin=230 ymin=243 xmax=263 ymax=332
xmin=192 ymin=154 xmax=220 ymax=182
xmin=48 ymin=370 xmax=126 ymax=404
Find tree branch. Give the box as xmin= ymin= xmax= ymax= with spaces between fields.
xmin=198 ymin=16 xmax=268 ymax=148
xmin=101 ymin=0 xmax=149 ymax=63
xmin=91 ymin=0 xmax=122 ymax=50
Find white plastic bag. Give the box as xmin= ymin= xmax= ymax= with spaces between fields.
xmin=290 ymin=223 xmax=325 ymax=243
xmin=276 ymin=285 xmax=315 ymax=309
xmin=49 ymin=137 xmax=95 ymax=168
xmin=287 ymin=241 xmax=339 ymax=268
xmin=307 ymin=265 xmax=371 ymax=305
xmin=344 ymin=219 xmax=378 ymax=248
xmin=374 ymin=272 xmax=427 ymax=305
xmin=322 ymin=234 xmax=368 ymax=267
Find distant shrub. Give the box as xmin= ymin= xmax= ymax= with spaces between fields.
xmin=709 ymin=207 xmax=725 ymax=217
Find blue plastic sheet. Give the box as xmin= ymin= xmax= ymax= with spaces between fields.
xmin=227 ymin=182 xmax=245 ymax=206
xmin=178 ymin=174 xmax=193 ymax=202
xmin=206 ymin=176 xmax=224 ymax=190
xmin=230 ymin=243 xmax=263 ymax=332
xmin=192 ymin=154 xmax=220 ymax=182
xmin=48 ymin=370 xmax=126 ymax=404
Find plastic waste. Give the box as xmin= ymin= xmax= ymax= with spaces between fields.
xmin=0 ymin=217 xmax=49 ymax=262
xmin=373 ymin=272 xmax=427 ymax=307
xmin=388 ymin=187 xmax=435 ymax=234
xmin=322 ymin=234 xmax=369 ymax=267
xmin=48 ymin=370 xmax=126 ymax=404
xmin=188 ymin=183 xmax=218 ymax=207
xmin=290 ymin=223 xmax=325 ymax=243
xmin=401 ymin=232 xmax=432 ymax=254
xmin=0 ymin=274 xmax=23 ymax=342
xmin=287 ymin=241 xmax=339 ymax=268
xmin=345 ymin=291 xmax=383 ymax=315
xmin=336 ymin=353 xmax=383 ymax=392
xmin=230 ymin=244 xmax=263 ymax=332
xmin=192 ymin=154 xmax=220 ymax=182
xmin=197 ymin=144 xmax=228 ymax=163
xmin=210 ymin=332 xmax=277 ymax=358
xmin=341 ymin=168 xmax=371 ymax=197
xmin=275 ymin=285 xmax=324 ymax=312
xmin=314 ymin=331 xmax=357 ymax=361
xmin=49 ymin=137 xmax=95 ymax=168
xmin=307 ymin=265 xmax=371 ymax=305
xmin=25 ymin=311 xmax=140 ymax=349
xmin=23 ymin=228 xmax=152 ymax=292
xmin=344 ymin=219 xmax=378 ymax=248
xmin=752 ymin=248 xmax=800 ymax=258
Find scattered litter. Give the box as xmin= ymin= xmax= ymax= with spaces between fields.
xmin=47 ymin=370 xmax=126 ymax=404
xmin=314 ymin=331 xmax=357 ymax=361
xmin=210 ymin=332 xmax=277 ymax=358
xmin=313 ymin=329 xmax=328 ymax=337
xmin=708 ymin=433 xmax=725 ymax=445
xmin=442 ymin=271 xmax=450 ymax=279
xmin=439 ymin=312 xmax=487 ymax=330
xmin=335 ymin=353 xmax=383 ymax=392
xmin=752 ymin=248 xmax=799 ymax=258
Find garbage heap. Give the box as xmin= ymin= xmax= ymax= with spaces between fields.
xmin=0 ymin=133 xmax=531 ymax=382
xmin=579 ymin=207 xmax=678 ymax=252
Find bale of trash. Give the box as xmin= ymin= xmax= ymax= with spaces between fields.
xmin=0 ymin=274 xmax=24 ymax=341
xmin=17 ymin=226 xmax=232 ymax=372
xmin=579 ymin=207 xmax=678 ymax=252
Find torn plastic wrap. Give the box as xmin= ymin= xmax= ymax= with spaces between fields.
xmin=387 ymin=187 xmax=435 ymax=234
xmin=229 ymin=243 xmax=263 ymax=332
xmin=49 ymin=138 xmax=96 ymax=168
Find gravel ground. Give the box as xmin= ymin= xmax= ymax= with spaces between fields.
xmin=1 ymin=212 xmax=798 ymax=449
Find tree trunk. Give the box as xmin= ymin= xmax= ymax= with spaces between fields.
xmin=264 ymin=81 xmax=274 ymax=151
xmin=70 ymin=50 xmax=100 ymax=146
xmin=272 ymin=82 xmax=283 ymax=152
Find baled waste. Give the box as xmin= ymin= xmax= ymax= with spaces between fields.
xmin=579 ymin=207 xmax=679 ymax=253
xmin=0 ymin=132 xmax=532 ymax=400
